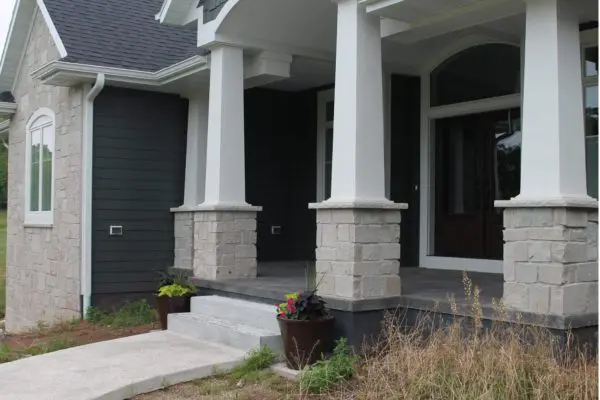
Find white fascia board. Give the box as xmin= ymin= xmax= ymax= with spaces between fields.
xmin=0 ymin=0 xmax=36 ymax=92
xmin=155 ymin=0 xmax=201 ymax=26
xmin=0 ymin=102 xmax=17 ymax=117
xmin=36 ymin=0 xmax=67 ymax=58
xmin=31 ymin=55 xmax=209 ymax=87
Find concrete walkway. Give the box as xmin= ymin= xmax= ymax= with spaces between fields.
xmin=0 ymin=331 xmax=246 ymax=400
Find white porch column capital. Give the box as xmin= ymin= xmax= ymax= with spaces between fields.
xmin=328 ymin=0 xmax=390 ymax=205
xmin=514 ymin=0 xmax=594 ymax=204
xmin=203 ymin=44 xmax=250 ymax=207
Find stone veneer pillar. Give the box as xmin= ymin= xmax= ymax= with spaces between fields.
xmin=171 ymin=207 xmax=261 ymax=280
xmin=500 ymin=206 xmax=598 ymax=317
xmin=311 ymin=205 xmax=406 ymax=300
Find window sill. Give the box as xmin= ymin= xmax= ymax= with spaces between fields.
xmin=24 ymin=212 xmax=53 ymax=228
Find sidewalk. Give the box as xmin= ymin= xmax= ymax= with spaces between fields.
xmin=0 ymin=331 xmax=245 ymax=400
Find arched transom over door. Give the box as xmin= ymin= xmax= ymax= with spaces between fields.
xmin=430 ymin=43 xmax=522 ymax=261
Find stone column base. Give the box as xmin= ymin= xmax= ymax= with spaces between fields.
xmin=172 ymin=205 xmax=261 ymax=280
xmin=310 ymin=202 xmax=407 ymax=300
xmin=497 ymin=202 xmax=598 ymax=318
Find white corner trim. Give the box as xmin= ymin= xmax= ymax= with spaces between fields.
xmin=36 ymin=0 xmax=67 ymax=58
xmin=81 ymin=73 xmax=105 ymax=318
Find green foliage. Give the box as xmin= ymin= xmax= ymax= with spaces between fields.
xmin=299 ymin=338 xmax=357 ymax=394
xmin=0 ymin=337 xmax=73 ymax=364
xmin=230 ymin=346 xmax=278 ymax=380
xmin=156 ymin=271 xmax=192 ymax=289
xmin=157 ymin=283 xmax=195 ymax=298
xmin=86 ymin=300 xmax=157 ymax=327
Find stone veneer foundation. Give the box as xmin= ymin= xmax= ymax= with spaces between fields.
xmin=312 ymin=206 xmax=406 ymax=300
xmin=501 ymin=207 xmax=598 ymax=317
xmin=172 ymin=207 xmax=260 ymax=280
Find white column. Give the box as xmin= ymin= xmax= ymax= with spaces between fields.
xmin=203 ymin=45 xmax=247 ymax=206
xmin=183 ymin=91 xmax=208 ymax=206
xmin=518 ymin=0 xmax=590 ymax=202
xmin=329 ymin=0 xmax=387 ymax=204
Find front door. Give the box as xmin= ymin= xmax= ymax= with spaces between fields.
xmin=434 ymin=109 xmax=521 ymax=260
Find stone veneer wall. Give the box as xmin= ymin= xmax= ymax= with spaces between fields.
xmin=5 ymin=12 xmax=84 ymax=331
xmin=315 ymin=209 xmax=402 ymax=300
xmin=192 ymin=211 xmax=258 ymax=279
xmin=174 ymin=212 xmax=193 ymax=270
xmin=503 ymin=207 xmax=598 ymax=317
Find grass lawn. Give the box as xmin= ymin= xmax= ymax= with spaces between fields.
xmin=0 ymin=209 xmax=6 ymax=319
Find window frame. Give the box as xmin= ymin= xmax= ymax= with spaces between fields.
xmin=24 ymin=107 xmax=56 ymax=227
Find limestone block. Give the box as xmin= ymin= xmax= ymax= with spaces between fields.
xmin=528 ymin=284 xmax=551 ymax=314
xmin=553 ymin=209 xmax=588 ymax=227
xmin=503 ymin=282 xmax=529 ymax=310
xmin=515 ymin=263 xmax=538 ymax=283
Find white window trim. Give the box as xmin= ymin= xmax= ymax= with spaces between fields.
xmin=419 ymin=41 xmax=521 ymax=274
xmin=24 ymin=107 xmax=55 ymax=227
xmin=316 ymin=89 xmax=334 ymax=202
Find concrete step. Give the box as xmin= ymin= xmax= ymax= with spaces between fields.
xmin=167 ymin=312 xmax=282 ymax=354
xmin=190 ymin=295 xmax=280 ymax=332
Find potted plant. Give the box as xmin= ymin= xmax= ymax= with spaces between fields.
xmin=277 ymin=290 xmax=335 ymax=370
xmin=155 ymin=272 xmax=196 ymax=330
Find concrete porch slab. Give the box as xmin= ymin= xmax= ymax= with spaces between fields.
xmin=0 ymin=331 xmax=246 ymax=400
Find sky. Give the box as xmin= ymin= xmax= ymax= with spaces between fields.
xmin=0 ymin=0 xmax=17 ymax=59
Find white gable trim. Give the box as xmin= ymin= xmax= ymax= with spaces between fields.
xmin=36 ymin=0 xmax=67 ymax=58
xmin=0 ymin=0 xmax=67 ymax=92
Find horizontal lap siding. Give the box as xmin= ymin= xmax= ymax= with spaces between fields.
xmin=92 ymin=87 xmax=187 ymax=301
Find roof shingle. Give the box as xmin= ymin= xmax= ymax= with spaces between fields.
xmin=44 ymin=0 xmax=203 ymax=71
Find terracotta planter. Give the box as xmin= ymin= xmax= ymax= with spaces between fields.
xmin=156 ymin=295 xmax=192 ymax=330
xmin=277 ymin=316 xmax=335 ymax=370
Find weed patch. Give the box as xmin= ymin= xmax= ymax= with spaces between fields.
xmin=299 ymin=338 xmax=357 ymax=394
xmin=230 ymin=346 xmax=278 ymax=380
xmin=87 ymin=300 xmax=157 ymax=327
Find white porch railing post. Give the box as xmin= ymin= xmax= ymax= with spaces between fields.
xmin=183 ymin=90 xmax=209 ymax=207
xmin=518 ymin=0 xmax=590 ymax=202
xmin=204 ymin=45 xmax=247 ymax=206
xmin=497 ymin=0 xmax=598 ymax=320
xmin=329 ymin=0 xmax=387 ymax=204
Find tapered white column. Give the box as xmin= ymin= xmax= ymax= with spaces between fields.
xmin=203 ymin=45 xmax=247 ymax=206
xmin=329 ymin=0 xmax=387 ymax=204
xmin=517 ymin=0 xmax=591 ymax=202
xmin=183 ymin=91 xmax=208 ymax=206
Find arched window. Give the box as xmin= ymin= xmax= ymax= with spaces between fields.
xmin=25 ymin=108 xmax=55 ymax=226
xmin=431 ymin=43 xmax=521 ymax=107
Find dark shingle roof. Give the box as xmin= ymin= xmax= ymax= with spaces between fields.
xmin=44 ymin=0 xmax=204 ymax=71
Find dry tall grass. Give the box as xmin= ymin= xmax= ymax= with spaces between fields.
xmin=327 ymin=273 xmax=598 ymax=400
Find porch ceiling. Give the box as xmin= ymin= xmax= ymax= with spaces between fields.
xmin=207 ymin=0 xmax=337 ymax=60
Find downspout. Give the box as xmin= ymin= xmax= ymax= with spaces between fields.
xmin=81 ymin=73 xmax=105 ymax=319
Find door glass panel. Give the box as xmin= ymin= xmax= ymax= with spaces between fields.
xmin=493 ymin=110 xmax=521 ymax=202
xmin=585 ymin=46 xmax=598 ymax=77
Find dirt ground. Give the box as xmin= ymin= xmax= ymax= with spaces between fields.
xmin=135 ymin=373 xmax=299 ymax=400
xmin=1 ymin=321 xmax=158 ymax=362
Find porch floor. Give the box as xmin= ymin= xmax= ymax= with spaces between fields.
xmin=191 ymin=262 xmax=503 ymax=318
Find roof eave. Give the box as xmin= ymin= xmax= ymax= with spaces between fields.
xmin=0 ymin=102 xmax=17 ymax=117
xmin=31 ymin=56 xmax=209 ymax=87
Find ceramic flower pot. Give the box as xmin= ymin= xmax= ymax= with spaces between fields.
xmin=155 ymin=295 xmax=192 ymax=330
xmin=277 ymin=315 xmax=335 ymax=370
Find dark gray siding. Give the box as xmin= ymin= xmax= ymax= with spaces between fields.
xmin=92 ymin=87 xmax=187 ymax=306
xmin=245 ymin=88 xmax=317 ymax=261
xmin=390 ymin=75 xmax=421 ymax=267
